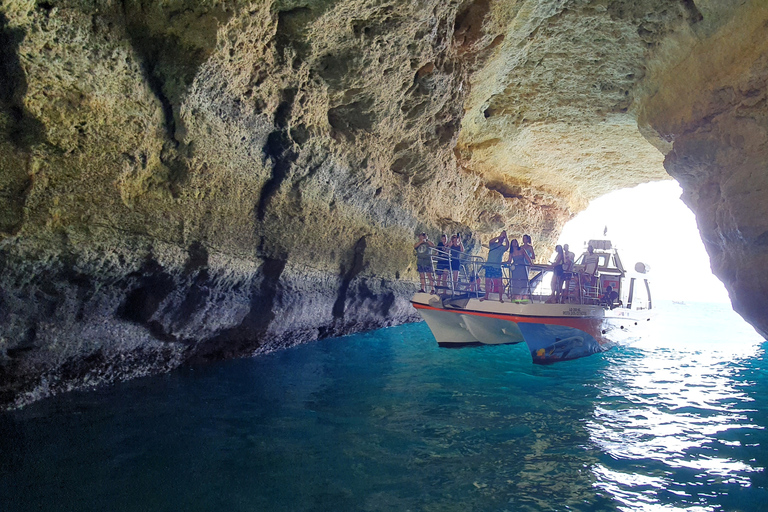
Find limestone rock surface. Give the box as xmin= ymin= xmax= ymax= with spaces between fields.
xmin=1 ymin=0 xmax=766 ymax=407
xmin=637 ymin=0 xmax=768 ymax=337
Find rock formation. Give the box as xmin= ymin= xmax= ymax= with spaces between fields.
xmin=1 ymin=0 xmax=766 ymax=408
xmin=637 ymin=0 xmax=768 ymax=338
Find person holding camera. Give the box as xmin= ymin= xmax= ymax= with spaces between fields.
xmin=480 ymin=230 xmax=509 ymax=302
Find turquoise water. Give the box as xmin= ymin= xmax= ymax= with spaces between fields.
xmin=2 ymin=302 xmax=767 ymax=511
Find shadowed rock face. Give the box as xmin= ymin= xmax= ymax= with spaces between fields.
xmin=0 ymin=0 xmax=766 ymax=407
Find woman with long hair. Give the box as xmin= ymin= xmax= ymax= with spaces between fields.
xmin=507 ymin=238 xmax=528 ymax=300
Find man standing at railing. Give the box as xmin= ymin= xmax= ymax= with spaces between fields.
xmin=414 ymin=232 xmax=436 ymax=294
xmin=480 ymin=230 xmax=509 ymax=303
xmin=582 ymin=244 xmax=600 ymax=301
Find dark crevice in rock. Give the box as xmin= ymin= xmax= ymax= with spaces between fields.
xmin=0 ymin=12 xmax=46 ymax=150
xmin=333 ymin=236 xmax=368 ymax=319
xmin=37 ymin=2 xmax=54 ymax=14
xmin=183 ymin=241 xmax=208 ymax=275
xmin=118 ymin=1 xmax=233 ymax=143
xmin=134 ymin=44 xmax=177 ymax=141
xmin=257 ymin=89 xmax=297 ymax=221
xmin=275 ymin=7 xmax=312 ymax=65
xmin=190 ymin=256 xmax=287 ymax=362
xmin=6 ymin=327 xmax=37 ymax=358
xmin=484 ymin=180 xmax=524 ymax=199
xmin=0 ymin=156 xmax=32 ymax=236
xmin=391 ymin=153 xmax=417 ymax=175
xmin=453 ymin=0 xmax=491 ymax=52
xmin=327 ymin=97 xmax=376 ymax=140
xmin=172 ymin=242 xmax=210 ymax=331
xmin=436 ymin=118 xmax=460 ymax=145
xmin=116 ymin=255 xmax=175 ymax=327
xmin=172 ymin=269 xmax=209 ymax=330
xmin=274 ymin=89 xmax=295 ymax=129
xmin=159 ymin=142 xmax=191 ymax=197
xmin=680 ymin=0 xmax=704 ymax=24
xmin=315 ymin=51 xmax=353 ymax=88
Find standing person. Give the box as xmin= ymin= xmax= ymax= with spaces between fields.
xmin=414 ymin=232 xmax=436 ymax=294
xmin=480 ymin=230 xmax=509 ymax=302
xmin=547 ymin=245 xmax=565 ymax=303
xmin=561 ymin=243 xmax=576 ymax=301
xmin=448 ymin=234 xmax=464 ymax=292
xmin=435 ymin=234 xmax=449 ymax=294
xmin=507 ymin=238 xmax=529 ymax=300
xmin=520 ymin=234 xmax=536 ymax=299
xmin=563 ymin=244 xmax=575 ymax=272
xmin=582 ymin=244 xmax=600 ymax=300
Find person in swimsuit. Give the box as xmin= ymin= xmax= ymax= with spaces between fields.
xmin=414 ymin=232 xmax=435 ymax=294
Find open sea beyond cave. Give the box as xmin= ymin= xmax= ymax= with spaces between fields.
xmin=2 ymin=302 xmax=768 ymax=511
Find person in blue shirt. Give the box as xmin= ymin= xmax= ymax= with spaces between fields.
xmin=480 ymin=230 xmax=509 ymax=302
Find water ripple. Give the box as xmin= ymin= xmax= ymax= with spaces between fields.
xmin=1 ymin=302 xmax=767 ymax=511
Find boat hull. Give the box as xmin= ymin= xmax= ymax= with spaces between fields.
xmin=417 ymin=304 xmax=526 ymax=347
xmin=411 ymin=293 xmax=644 ymax=363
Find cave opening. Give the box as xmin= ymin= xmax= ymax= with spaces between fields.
xmin=556 ymin=180 xmax=728 ymax=304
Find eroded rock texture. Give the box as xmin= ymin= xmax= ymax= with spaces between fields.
xmin=637 ymin=1 xmax=768 ymax=338
xmin=0 ymin=0 xmax=766 ymax=407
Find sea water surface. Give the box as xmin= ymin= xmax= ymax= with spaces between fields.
xmin=2 ymin=301 xmax=768 ymax=511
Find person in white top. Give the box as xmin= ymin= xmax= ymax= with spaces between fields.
xmin=583 ymin=245 xmax=599 ymax=276
xmin=563 ymin=244 xmax=575 ymax=272
xmin=582 ymin=244 xmax=600 ymax=299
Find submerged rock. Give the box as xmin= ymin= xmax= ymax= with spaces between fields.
xmin=0 ymin=0 xmax=766 ymax=407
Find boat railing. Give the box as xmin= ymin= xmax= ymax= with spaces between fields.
xmin=422 ymin=248 xmax=609 ymax=306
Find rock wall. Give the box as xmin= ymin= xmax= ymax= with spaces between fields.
xmin=637 ymin=0 xmax=768 ymax=338
xmin=1 ymin=0 xmax=766 ymax=407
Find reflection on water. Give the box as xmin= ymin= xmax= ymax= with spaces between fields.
xmin=1 ymin=302 xmax=767 ymax=511
xmin=589 ymin=302 xmax=767 ymax=510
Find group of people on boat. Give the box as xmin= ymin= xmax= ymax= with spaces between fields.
xmin=479 ymin=230 xmax=535 ymax=302
xmin=415 ymin=232 xmax=461 ymax=295
xmin=414 ymin=230 xmax=534 ymax=301
xmin=414 ymin=230 xmax=606 ymax=304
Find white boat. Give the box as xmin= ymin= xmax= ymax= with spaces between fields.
xmin=411 ymin=239 xmax=653 ymax=363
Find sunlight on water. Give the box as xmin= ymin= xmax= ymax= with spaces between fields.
xmin=588 ymin=303 xmax=766 ymax=511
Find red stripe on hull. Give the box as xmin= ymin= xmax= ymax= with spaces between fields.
xmin=410 ymin=302 xmax=602 ymax=333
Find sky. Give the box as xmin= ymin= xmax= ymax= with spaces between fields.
xmin=556 ymin=180 xmax=730 ymax=303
